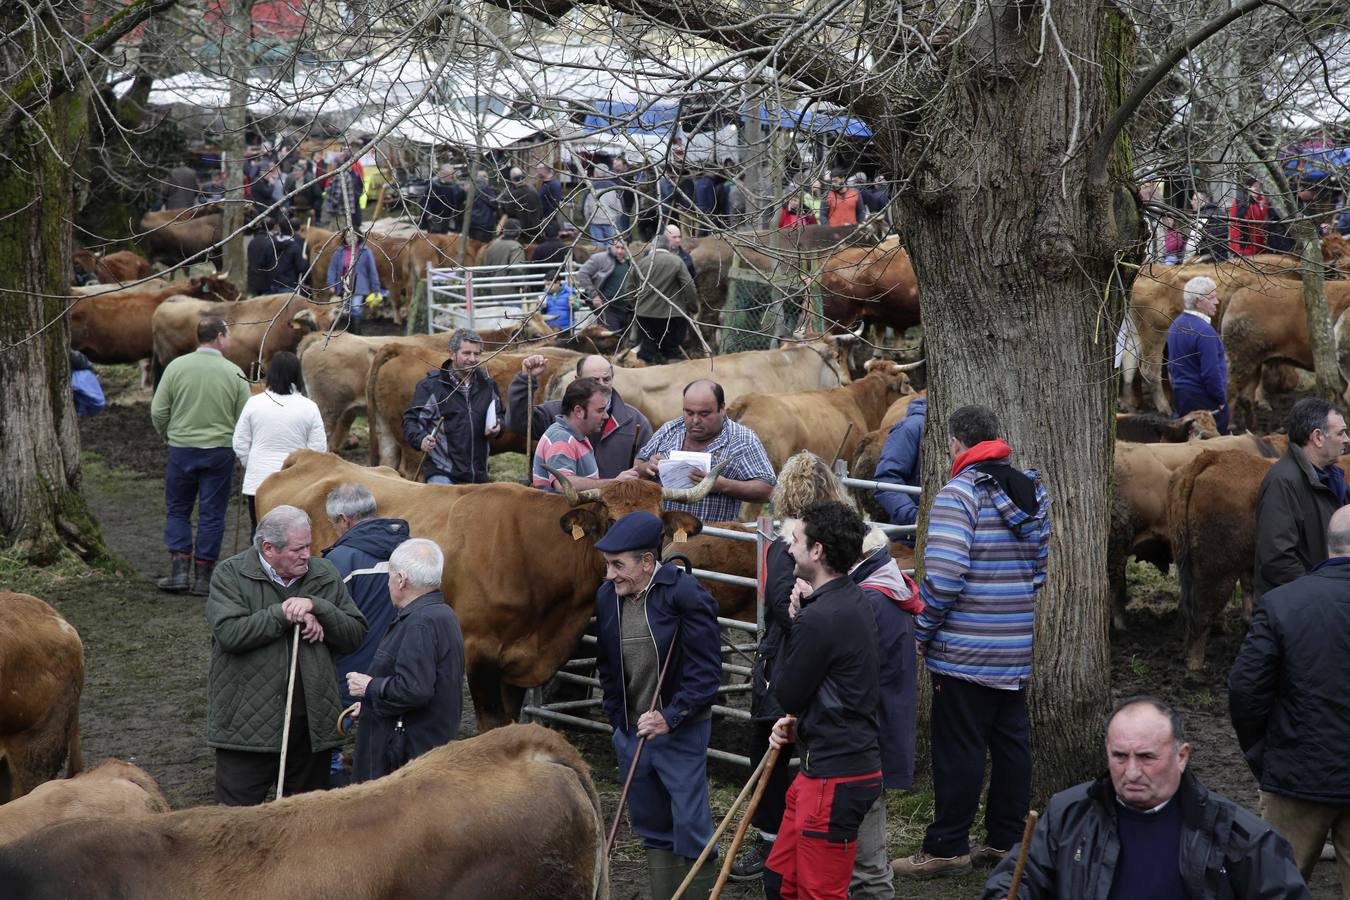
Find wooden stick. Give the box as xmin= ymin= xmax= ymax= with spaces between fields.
xmin=830 ymin=422 xmax=855 ymax=464
xmin=525 ymin=371 xmax=534 ymax=484
xmin=275 ymin=625 xmax=301 ymax=801
xmin=671 ymin=747 xmax=772 ymax=900
xmin=1006 ymin=810 xmax=1040 ymax=900
xmin=606 ymin=636 xmax=680 ymax=855
xmin=710 ymin=745 xmax=781 ymax=898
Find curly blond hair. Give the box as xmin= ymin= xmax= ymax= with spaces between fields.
xmin=771 ymin=451 xmax=855 ymax=520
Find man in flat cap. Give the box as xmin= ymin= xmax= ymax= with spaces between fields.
xmin=594 ymin=511 xmax=723 ymax=899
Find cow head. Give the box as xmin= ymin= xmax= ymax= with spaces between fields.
xmin=186 ymin=272 xmax=239 ymax=302
xmin=1177 ymin=409 xmax=1220 ymax=440
xmin=548 ymin=462 xmax=727 ymax=546
xmin=290 ymin=304 xmax=335 ymax=336
xmin=863 ymin=358 xmax=919 ymax=403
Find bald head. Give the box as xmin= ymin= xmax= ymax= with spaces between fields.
xmin=577 ymin=354 xmax=614 ymax=386
xmin=664 ymin=224 xmax=682 ymax=249
xmin=1329 ymin=506 xmax=1350 ymax=556
xmin=682 ymin=379 xmax=726 ymax=443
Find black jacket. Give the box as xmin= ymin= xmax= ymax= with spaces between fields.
xmin=402 ymin=365 xmax=501 ymax=484
xmin=1253 ymin=444 xmax=1342 ymax=604
xmin=852 ymin=547 xmax=918 ymax=789
xmin=268 ymin=235 xmax=307 ymax=294
xmin=246 ymin=233 xmax=276 ymax=295
xmin=419 ymin=179 xmax=466 ymax=231
xmin=1230 ymin=558 xmax=1350 ymax=802
xmin=352 ymin=591 xmax=463 ymax=783
xmin=324 ymin=517 xmax=411 ymax=707
xmin=503 ymin=180 xmax=543 ymax=234
xmin=772 ymin=575 xmax=881 ymax=778
xmin=750 ymin=538 xmax=796 ymax=721
xmin=1192 ymin=202 xmax=1230 ymax=261
xmin=982 ymin=771 xmax=1309 ymax=900
xmin=594 ymin=562 xmax=722 ymax=734
xmin=505 ymin=376 xmax=652 ymax=478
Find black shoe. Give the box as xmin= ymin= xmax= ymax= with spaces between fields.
xmin=188 ymin=559 xmax=214 ymax=597
xmin=157 ymin=553 xmax=190 ymax=593
xmin=728 ymin=836 xmax=773 ymax=882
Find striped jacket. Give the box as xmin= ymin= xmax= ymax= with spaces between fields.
xmin=916 ymin=463 xmax=1050 ymax=688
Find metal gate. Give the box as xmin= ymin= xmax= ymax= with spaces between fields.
xmin=426 ymin=259 xmax=567 ymax=333
xmin=522 ymin=478 xmax=921 ymax=768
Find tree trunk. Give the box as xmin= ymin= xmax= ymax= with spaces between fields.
xmin=219 ymin=0 xmax=255 ymax=281
xmin=900 ymin=3 xmax=1119 ymax=795
xmin=1296 ymin=218 xmax=1344 ymax=400
xmin=0 ymin=48 xmax=111 ymax=564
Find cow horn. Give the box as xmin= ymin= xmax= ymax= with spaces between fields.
xmin=661 ymin=460 xmax=728 ymax=504
xmin=894 ymin=359 xmax=925 ymax=371
xmin=542 ymin=463 xmax=603 ymax=506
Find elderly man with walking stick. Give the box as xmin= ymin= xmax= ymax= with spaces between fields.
xmin=594 ymin=511 xmax=722 ymax=899
xmin=206 ymin=505 xmax=368 ymax=805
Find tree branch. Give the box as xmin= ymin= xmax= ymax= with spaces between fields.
xmin=0 ymin=0 xmax=178 ymax=134
xmin=1087 ymin=0 xmax=1274 ymax=188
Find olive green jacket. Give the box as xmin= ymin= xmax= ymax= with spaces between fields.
xmin=632 ymin=248 xmax=697 ymax=320
xmin=206 ymin=548 xmax=368 ymax=753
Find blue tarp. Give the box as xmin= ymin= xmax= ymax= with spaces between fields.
xmin=580 ymin=100 xmax=872 ymax=138
xmin=1283 ymin=144 xmax=1350 ymax=180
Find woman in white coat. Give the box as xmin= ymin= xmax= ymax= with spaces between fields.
xmin=232 ymin=351 xmax=327 ymax=530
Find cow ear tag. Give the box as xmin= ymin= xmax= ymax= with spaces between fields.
xmin=674 ymin=527 xmax=688 ymax=543
xmin=571 ymin=524 xmax=585 ymax=541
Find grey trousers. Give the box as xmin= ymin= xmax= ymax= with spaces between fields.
xmin=850 ymin=792 xmax=895 ymax=898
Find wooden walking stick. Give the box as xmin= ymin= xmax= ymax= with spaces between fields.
xmin=710 ymin=745 xmax=782 ymax=898
xmin=1005 ymin=810 xmax=1040 ymax=900
xmin=275 ymin=625 xmax=302 ymax=801
xmin=830 ymin=422 xmax=854 ymax=465
xmin=606 ymin=635 xmax=680 ymax=855
xmin=671 ymin=746 xmax=773 ymax=900
xmin=524 ymin=372 xmax=534 ymax=482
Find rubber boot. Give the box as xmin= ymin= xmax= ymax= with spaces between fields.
xmin=156 ymin=552 xmax=190 ymax=593
xmin=189 ymin=559 xmax=214 ymax=597
xmin=680 ymin=852 xmax=717 ymax=900
xmin=646 ymin=848 xmax=685 ymax=900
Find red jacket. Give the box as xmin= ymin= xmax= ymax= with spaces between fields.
xmin=778 ymin=207 xmax=817 ymax=229
xmin=1228 ymin=193 xmax=1269 ymax=256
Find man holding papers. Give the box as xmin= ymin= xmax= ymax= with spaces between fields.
xmin=634 ymin=379 xmax=777 ymax=521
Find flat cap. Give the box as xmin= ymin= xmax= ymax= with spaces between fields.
xmin=594 ymin=512 xmax=663 ymax=553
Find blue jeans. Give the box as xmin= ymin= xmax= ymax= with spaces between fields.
xmin=611 ymin=718 xmax=714 ymax=859
xmin=589 ymin=223 xmax=618 ymax=245
xmin=164 ymin=446 xmax=236 ymax=561
xmin=426 ymin=475 xmax=452 ymax=485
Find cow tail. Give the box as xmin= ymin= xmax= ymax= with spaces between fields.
xmin=65 ymin=704 xmax=83 ymax=778
xmin=1169 ymin=452 xmax=1208 ymax=644
xmin=365 ymin=343 xmax=398 ymax=467
xmin=552 ymin=752 xmax=609 ymax=900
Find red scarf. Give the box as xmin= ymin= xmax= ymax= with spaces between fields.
xmin=951 ymin=438 xmax=1012 ymax=477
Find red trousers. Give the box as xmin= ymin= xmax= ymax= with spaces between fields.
xmin=763 ymin=769 xmax=883 ymax=899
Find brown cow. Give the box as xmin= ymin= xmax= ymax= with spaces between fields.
xmin=1109 ymin=435 xmax=1283 ymax=631
xmin=68 ymin=274 xmax=239 ymax=372
xmin=1114 ymin=410 xmax=1220 ymax=443
xmin=1222 ymin=280 xmax=1350 ymax=431
xmin=1168 ymin=449 xmax=1287 ymax=670
xmin=255 ymin=450 xmax=715 ymax=727
xmin=0 ymin=760 xmax=168 ymax=846
xmin=726 ymin=360 xmax=918 ymax=471
xmin=1120 ymin=256 xmax=1302 ymax=413
xmin=72 ymin=250 xmax=153 ymax=285
xmin=365 ymin=344 xmax=580 ymax=474
xmin=819 ymin=237 xmax=921 ymax=334
xmin=0 ymin=594 xmax=84 ymax=803
xmin=151 ymin=293 xmax=335 ymax=380
xmin=138 ymin=208 xmax=223 ymax=268
xmin=0 ymin=724 xmax=608 ymax=900
xmin=549 ymin=338 xmax=855 ymax=427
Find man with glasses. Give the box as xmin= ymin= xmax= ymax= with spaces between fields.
xmin=509 ymin=353 xmax=652 ymax=478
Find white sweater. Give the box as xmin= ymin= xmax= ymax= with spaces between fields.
xmin=232 ymin=390 xmax=328 ymax=496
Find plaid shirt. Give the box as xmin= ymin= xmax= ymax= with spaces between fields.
xmin=639 ymin=418 xmax=777 ymax=522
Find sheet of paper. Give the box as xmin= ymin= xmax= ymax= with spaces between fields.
xmin=658 ymin=451 xmax=712 ymax=490
xmin=484 ymin=400 xmax=498 ymax=434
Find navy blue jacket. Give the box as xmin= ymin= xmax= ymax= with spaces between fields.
xmin=1165 ymin=312 xmax=1227 ymax=407
xmin=469 ymin=182 xmax=499 ymax=236
xmin=353 ymin=591 xmax=464 ymax=783
xmin=402 ymin=365 xmax=501 ymax=484
xmin=595 ymin=562 xmax=722 ymax=735
xmin=750 ymin=538 xmax=796 ymax=721
xmin=694 ymin=176 xmax=718 ymax=214
xmin=852 ymin=547 xmax=918 ymax=789
xmin=538 ymin=178 xmax=564 ymax=217
xmin=874 ymin=396 xmax=925 ymax=530
xmin=324 ymin=516 xmax=411 ymax=706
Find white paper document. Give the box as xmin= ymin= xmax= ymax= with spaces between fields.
xmin=658 ymin=450 xmax=713 ymax=489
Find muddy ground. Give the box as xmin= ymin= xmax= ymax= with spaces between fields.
xmin=5 ymin=362 xmax=1339 ymax=898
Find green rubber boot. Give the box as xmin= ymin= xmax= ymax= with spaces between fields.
xmin=646 ymin=848 xmax=685 ymax=900
xmin=680 ymin=852 xmax=717 ymax=900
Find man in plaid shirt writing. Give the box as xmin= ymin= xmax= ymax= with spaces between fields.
xmin=633 ymin=380 xmax=777 ymax=522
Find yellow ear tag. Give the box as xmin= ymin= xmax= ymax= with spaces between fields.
xmin=571 ymin=524 xmax=584 ymax=541
xmin=674 ymin=527 xmax=688 ymax=543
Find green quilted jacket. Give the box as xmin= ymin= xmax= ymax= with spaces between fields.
xmin=206 ymin=548 xmax=368 ymax=753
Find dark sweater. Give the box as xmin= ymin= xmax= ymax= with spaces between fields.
xmin=773 ymin=576 xmax=881 ymax=777
xmin=1107 ymin=798 xmax=1186 ymax=900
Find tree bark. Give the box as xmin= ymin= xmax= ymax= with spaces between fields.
xmin=219 ymin=0 xmax=256 ymax=281
xmin=0 ymin=41 xmax=112 ymax=564
xmin=903 ymin=3 xmax=1120 ymax=794
xmin=1295 ymin=218 xmax=1343 ymax=400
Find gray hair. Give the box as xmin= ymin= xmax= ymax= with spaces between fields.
xmin=325 ymin=483 xmax=377 ymax=523
xmin=1183 ymin=275 xmax=1217 ymax=310
xmin=652 ymin=234 xmax=672 ymax=251
xmin=254 ymin=505 xmax=311 ymax=551
xmin=389 ymin=538 xmax=444 ymax=590
xmin=448 ymin=328 xmax=482 ymax=353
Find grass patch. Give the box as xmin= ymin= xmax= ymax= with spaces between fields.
xmin=489 ymin=451 xmax=529 ymax=484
